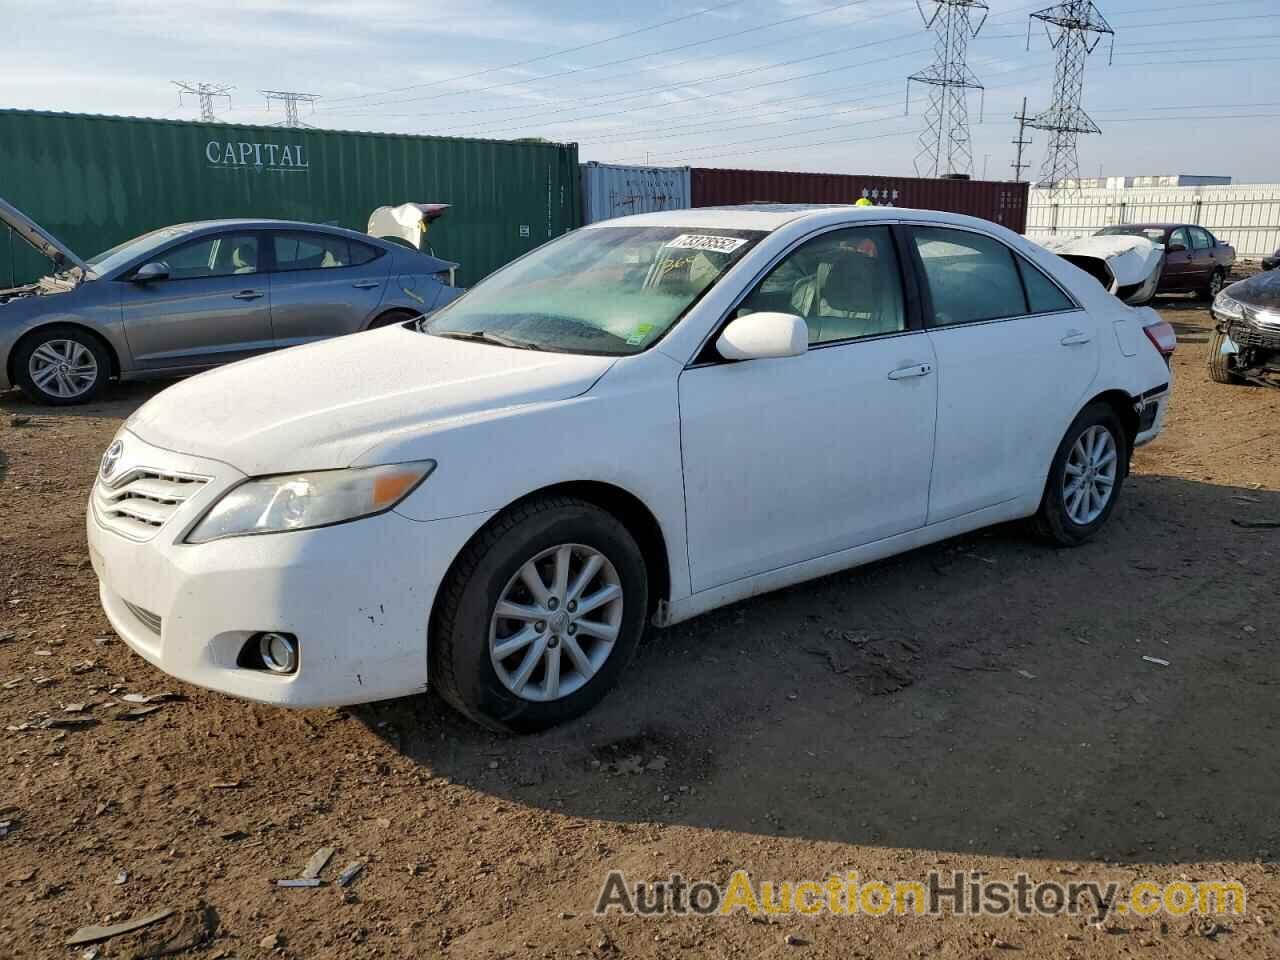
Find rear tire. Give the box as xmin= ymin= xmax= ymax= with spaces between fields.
xmin=1033 ymin=402 xmax=1128 ymax=547
xmin=13 ymin=325 xmax=110 ymax=405
xmin=430 ymin=496 xmax=649 ymax=733
xmin=1203 ymin=268 xmax=1225 ymax=301
xmin=1207 ymin=328 xmax=1245 ymax=385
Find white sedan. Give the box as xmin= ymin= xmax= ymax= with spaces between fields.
xmin=87 ymin=206 xmax=1175 ymax=731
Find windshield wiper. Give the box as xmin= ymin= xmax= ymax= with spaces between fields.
xmin=431 ymin=329 xmax=541 ymax=350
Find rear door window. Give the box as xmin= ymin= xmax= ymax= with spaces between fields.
xmin=909 ymin=227 xmax=1028 ymax=326
xmin=273 ymin=232 xmax=353 ymax=271
xmin=1190 ymin=227 xmax=1213 ymax=250
xmin=1016 ymin=256 xmax=1075 ymax=314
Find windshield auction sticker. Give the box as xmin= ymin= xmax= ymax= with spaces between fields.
xmin=664 ymin=234 xmax=749 ymax=254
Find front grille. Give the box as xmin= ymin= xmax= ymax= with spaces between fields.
xmin=93 ymin=468 xmax=209 ymax=541
xmin=122 ymin=599 xmax=162 ymax=635
xmin=1229 ymin=308 xmax=1280 ymax=351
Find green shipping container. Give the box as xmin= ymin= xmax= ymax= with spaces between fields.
xmin=0 ymin=109 xmax=580 ymax=287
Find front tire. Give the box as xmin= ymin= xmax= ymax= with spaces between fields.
xmin=1033 ymin=402 xmax=1128 ymax=547
xmin=1207 ymin=328 xmax=1245 ymax=384
xmin=13 ymin=325 xmax=110 ymax=405
xmin=430 ymin=496 xmax=649 ymax=733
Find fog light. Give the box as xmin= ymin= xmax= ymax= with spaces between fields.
xmin=257 ymin=632 xmax=298 ymax=674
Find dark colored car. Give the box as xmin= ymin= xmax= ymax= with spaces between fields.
xmin=1095 ymin=223 xmax=1235 ymax=299
xmin=1 ymin=198 xmax=462 ymax=405
xmin=1209 ymin=270 xmax=1280 ymax=386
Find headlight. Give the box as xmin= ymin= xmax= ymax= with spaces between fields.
xmin=186 ymin=460 xmax=435 ymax=543
xmin=1213 ymin=292 xmax=1244 ymax=320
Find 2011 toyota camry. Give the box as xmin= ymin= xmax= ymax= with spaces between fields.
xmin=87 ymin=205 xmax=1175 ymax=732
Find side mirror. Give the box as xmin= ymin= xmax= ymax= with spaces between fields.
xmin=716 ymin=312 xmax=808 ymax=361
xmin=1166 ymin=242 xmax=1186 ymax=253
xmin=132 ymin=261 xmax=170 ymax=283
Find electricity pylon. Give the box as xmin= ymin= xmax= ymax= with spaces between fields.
xmin=171 ymin=81 xmax=234 ymax=123
xmin=907 ymin=0 xmax=989 ymax=178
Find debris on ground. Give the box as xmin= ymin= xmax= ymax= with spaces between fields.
xmin=121 ymin=692 xmax=184 ymax=704
xmin=336 ymin=861 xmax=366 ymax=887
xmin=301 ymin=845 xmax=335 ymax=880
xmin=64 ymin=908 xmax=174 ymax=947
xmin=1142 ymin=656 xmax=1171 ymax=667
xmin=275 ymin=878 xmax=323 ymax=888
xmin=115 ymin=704 xmax=164 ymax=720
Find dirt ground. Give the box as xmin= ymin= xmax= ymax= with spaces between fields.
xmin=1 ymin=297 xmax=1278 ymax=960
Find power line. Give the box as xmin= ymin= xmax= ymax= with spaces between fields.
xmin=440 ymin=39 xmax=937 ymax=138
xmin=323 ymin=0 xmax=747 ymax=106
xmin=320 ymin=0 xmax=881 ymax=114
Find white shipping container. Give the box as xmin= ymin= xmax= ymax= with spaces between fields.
xmin=1027 ymin=184 xmax=1280 ymax=258
xmin=580 ymin=162 xmax=692 ymax=224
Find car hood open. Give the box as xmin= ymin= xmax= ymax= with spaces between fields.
xmin=0 ymin=195 xmax=89 ymax=274
xmin=126 ymin=326 xmax=616 ymax=475
xmin=1041 ymin=234 xmax=1163 ymax=305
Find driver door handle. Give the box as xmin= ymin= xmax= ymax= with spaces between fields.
xmin=1060 ymin=329 xmax=1092 ymax=346
xmin=887 ymin=362 xmax=933 ymax=380
xmin=352 ymin=279 xmax=382 ymax=290
xmin=232 ymin=289 xmax=265 ymax=301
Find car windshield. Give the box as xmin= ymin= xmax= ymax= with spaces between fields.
xmin=1096 ymin=226 xmax=1167 ymax=243
xmin=422 ymin=225 xmax=765 ymax=355
xmin=86 ymin=226 xmax=196 ymax=276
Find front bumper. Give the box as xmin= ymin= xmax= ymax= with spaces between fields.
xmin=87 ymin=431 xmax=492 ymax=707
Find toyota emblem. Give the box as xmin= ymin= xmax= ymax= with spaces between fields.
xmin=100 ymin=439 xmax=123 ymax=480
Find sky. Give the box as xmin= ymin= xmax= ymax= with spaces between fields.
xmin=4 ymin=0 xmax=1277 ymax=182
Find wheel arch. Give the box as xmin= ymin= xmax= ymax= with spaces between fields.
xmin=428 ymin=480 xmax=673 ymax=638
xmin=8 ymin=321 xmax=121 ymax=385
xmin=1082 ymin=388 xmax=1139 ymax=467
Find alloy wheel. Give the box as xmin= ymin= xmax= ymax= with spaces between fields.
xmin=1062 ymin=425 xmax=1118 ymax=525
xmin=489 ymin=543 xmax=624 ymax=702
xmin=27 ymin=338 xmax=99 ymax=399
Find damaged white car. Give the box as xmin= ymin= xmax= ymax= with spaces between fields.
xmin=1041 ymin=233 xmax=1164 ymax=306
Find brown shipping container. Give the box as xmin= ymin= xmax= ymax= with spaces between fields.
xmin=690 ymin=168 xmax=1028 ymax=233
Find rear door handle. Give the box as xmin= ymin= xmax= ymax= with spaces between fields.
xmin=231 ymin=289 xmax=265 ymax=301
xmin=887 ymin=362 xmax=933 ymax=380
xmin=352 ymin=279 xmax=382 ymax=290
xmin=1060 ymin=330 xmax=1092 ymax=346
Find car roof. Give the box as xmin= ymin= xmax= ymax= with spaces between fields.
xmin=582 ymin=204 xmax=1003 ymax=233
xmin=169 ymin=219 xmax=384 ymax=243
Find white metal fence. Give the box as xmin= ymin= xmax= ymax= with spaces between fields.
xmin=1026 ymin=185 xmax=1280 ymax=258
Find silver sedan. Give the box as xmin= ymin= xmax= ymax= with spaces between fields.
xmin=0 ymin=198 xmax=461 ymax=404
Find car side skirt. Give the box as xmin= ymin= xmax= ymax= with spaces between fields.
xmin=659 ymin=494 xmax=1036 ymax=627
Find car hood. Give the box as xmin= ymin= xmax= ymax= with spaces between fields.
xmin=1224 ymin=268 xmax=1280 ymax=310
xmin=126 ymin=326 xmax=616 ymax=475
xmin=1042 ymin=234 xmax=1163 ymax=305
xmin=0 ymin=195 xmax=89 ymax=274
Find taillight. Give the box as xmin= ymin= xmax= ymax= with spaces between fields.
xmin=1143 ymin=320 xmax=1176 ymax=358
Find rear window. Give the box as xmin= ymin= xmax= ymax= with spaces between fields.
xmin=1097 ymin=226 xmax=1166 ymax=244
